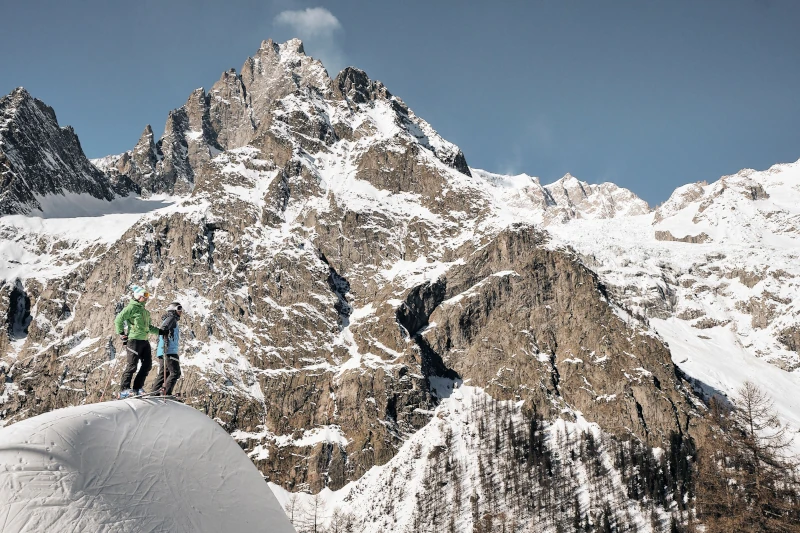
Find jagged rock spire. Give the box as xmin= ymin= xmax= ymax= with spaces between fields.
xmin=110 ymin=125 xmax=159 ymax=192
xmin=333 ymin=67 xmax=392 ymax=104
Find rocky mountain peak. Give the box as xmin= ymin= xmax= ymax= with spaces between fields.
xmin=183 ymin=87 xmax=212 ymax=136
xmin=253 ymin=38 xmax=309 ymax=65
xmin=546 ymin=172 xmax=588 ymax=198
xmin=258 ymin=38 xmax=279 ymax=53
xmin=133 ymin=125 xmax=156 ymax=155
xmin=652 ymin=160 xmax=797 ymax=244
xmin=1 ymin=87 xmax=57 ymax=132
xmin=4 ymin=86 xmax=33 ymax=106
xmin=7 ymin=86 xmax=29 ymax=99
xmin=105 ymin=124 xmax=160 ymax=191
xmin=333 ymin=67 xmax=392 ymax=103
xmin=105 ymin=38 xmax=473 ymax=196
xmin=544 ymin=174 xmax=649 ymax=221
xmin=135 ymin=39 xmax=334 ymax=196
xmin=0 ymin=87 xmax=136 ymax=214
xmin=265 ymin=36 xmax=305 ymax=55
xmin=240 ymin=38 xmax=330 ymax=120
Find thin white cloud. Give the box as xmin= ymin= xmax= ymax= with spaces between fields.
xmin=273 ymin=7 xmax=346 ymax=75
xmin=274 ymin=7 xmax=341 ymax=37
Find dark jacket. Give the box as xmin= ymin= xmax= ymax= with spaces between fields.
xmin=156 ymin=311 xmax=180 ymax=357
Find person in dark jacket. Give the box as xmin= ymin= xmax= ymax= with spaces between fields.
xmin=151 ymin=302 xmax=183 ymax=396
xmin=113 ymin=285 xmax=161 ymax=398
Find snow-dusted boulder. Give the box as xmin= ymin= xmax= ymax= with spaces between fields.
xmin=0 ymin=399 xmax=294 ymax=533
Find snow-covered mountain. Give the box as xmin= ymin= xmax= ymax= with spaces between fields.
xmin=473 ymin=168 xmax=651 ymax=226
xmin=0 ymin=38 xmax=798 ymax=532
xmin=542 ymin=161 xmax=800 ymax=441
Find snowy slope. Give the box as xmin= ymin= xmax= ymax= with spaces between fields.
xmin=269 ymin=382 xmax=681 ymax=533
xmin=0 ymin=194 xmax=181 ymax=283
xmin=543 ymin=160 xmax=800 ymax=441
xmin=0 ymin=398 xmax=294 ymax=533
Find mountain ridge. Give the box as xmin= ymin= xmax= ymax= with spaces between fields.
xmin=0 ymin=87 xmax=137 ymax=215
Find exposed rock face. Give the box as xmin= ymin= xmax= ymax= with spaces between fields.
xmin=778 ymin=326 xmax=800 ymax=353
xmin=240 ymin=38 xmax=330 ymax=131
xmin=96 ymin=125 xmax=160 ymax=191
xmin=333 ymin=67 xmax=386 ymax=103
xmin=208 ymin=69 xmax=254 ymax=150
xmin=0 ymin=88 xmax=136 ymax=214
xmin=654 ymin=230 xmax=710 ymax=243
xmin=424 ymin=227 xmax=693 ymax=447
xmin=155 ymin=88 xmax=219 ymax=194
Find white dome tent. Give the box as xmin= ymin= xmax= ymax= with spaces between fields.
xmin=0 ymin=399 xmax=294 ymax=533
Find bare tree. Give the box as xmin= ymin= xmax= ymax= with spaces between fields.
xmin=731 ymin=382 xmax=795 ymax=496
xmin=284 ymin=493 xmax=301 ymax=528
xmin=696 ymin=382 xmax=800 ymax=532
xmin=328 ymin=507 xmax=347 ymax=533
xmin=301 ymin=492 xmax=327 ymax=533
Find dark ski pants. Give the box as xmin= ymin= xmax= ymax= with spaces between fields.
xmin=152 ymin=354 xmax=181 ymax=395
xmin=120 ymin=339 xmax=152 ymax=391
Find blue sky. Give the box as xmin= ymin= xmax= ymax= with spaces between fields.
xmin=1 ymin=0 xmax=798 ymax=205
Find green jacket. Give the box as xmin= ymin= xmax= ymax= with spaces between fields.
xmin=114 ymin=300 xmax=160 ymax=340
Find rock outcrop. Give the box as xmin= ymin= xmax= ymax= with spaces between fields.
xmin=654 ymin=230 xmax=710 ymax=243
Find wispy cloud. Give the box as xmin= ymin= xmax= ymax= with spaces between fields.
xmin=498 ymin=117 xmax=555 ymax=176
xmin=273 ymin=7 xmax=346 ymax=75
xmin=274 ymin=7 xmax=341 ymax=37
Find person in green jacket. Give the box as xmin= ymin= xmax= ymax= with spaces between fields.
xmin=114 ymin=285 xmax=162 ymax=398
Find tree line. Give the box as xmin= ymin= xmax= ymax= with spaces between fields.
xmin=281 ymin=382 xmax=800 ymax=532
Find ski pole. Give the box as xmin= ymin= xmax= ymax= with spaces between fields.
xmin=98 ymin=340 xmax=120 ymax=402
xmin=162 ymin=350 xmax=167 ymax=396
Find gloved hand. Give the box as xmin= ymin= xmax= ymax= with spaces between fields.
xmin=120 ymin=334 xmax=128 ymax=345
